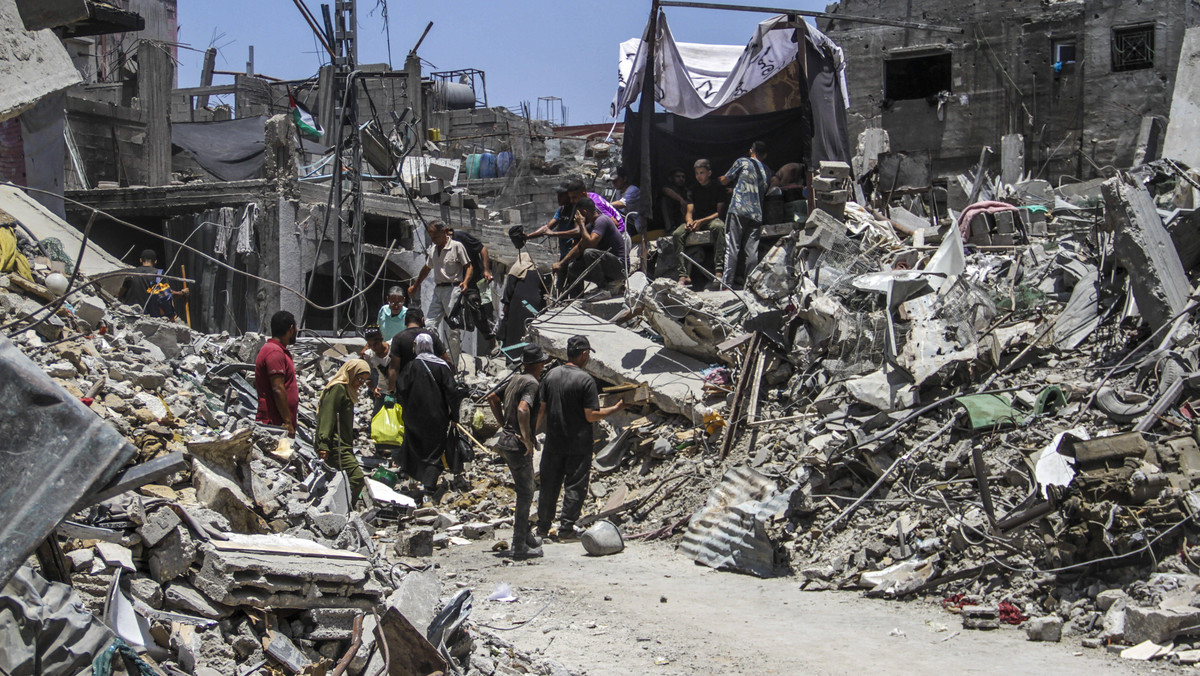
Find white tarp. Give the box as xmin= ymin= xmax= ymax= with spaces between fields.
xmin=612 ymin=13 xmax=848 ymax=120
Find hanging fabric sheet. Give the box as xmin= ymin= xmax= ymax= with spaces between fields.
xmin=236 ymin=203 xmax=258 ymax=255
xmin=611 ymin=13 xmax=849 ymax=120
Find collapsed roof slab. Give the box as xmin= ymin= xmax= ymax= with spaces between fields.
xmin=0 ymin=0 xmax=82 ymax=123
xmin=527 ymin=304 xmax=710 ymax=419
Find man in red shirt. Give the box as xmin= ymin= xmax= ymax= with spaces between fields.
xmin=256 ymin=311 xmax=299 ymax=437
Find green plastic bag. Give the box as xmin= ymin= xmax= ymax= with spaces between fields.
xmin=371 ymin=403 xmax=405 ymax=446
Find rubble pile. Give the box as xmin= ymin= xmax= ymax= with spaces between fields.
xmin=448 ymin=158 xmax=1200 ymax=663
xmin=0 ymin=240 xmax=566 ymax=675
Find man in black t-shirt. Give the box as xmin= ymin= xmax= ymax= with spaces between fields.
xmin=487 ymin=343 xmax=551 ymax=559
xmin=535 ymin=336 xmax=624 ymax=538
xmin=386 ymin=308 xmax=450 ymax=395
xmin=446 ymin=227 xmax=495 ymax=339
xmin=671 ymin=159 xmax=727 ymax=287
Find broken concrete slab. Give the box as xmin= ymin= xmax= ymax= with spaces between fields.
xmin=1124 ymin=605 xmax=1200 ymax=645
xmin=632 ymin=277 xmax=737 ymax=361
xmin=1102 ymin=174 xmax=1191 ymax=330
xmin=386 ymin=568 xmax=441 ymax=634
xmin=192 ymin=533 xmax=382 ymax=610
xmin=1024 ymin=616 xmax=1062 ymax=642
xmin=164 ymin=583 xmax=231 ymax=619
xmin=94 ymin=541 xmax=135 ymax=572
xmin=528 ymin=305 xmax=710 ymax=419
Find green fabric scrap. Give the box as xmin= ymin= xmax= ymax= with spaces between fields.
xmin=955 ymin=385 xmax=1067 ymax=430
xmin=956 ymin=393 xmax=1018 ymax=430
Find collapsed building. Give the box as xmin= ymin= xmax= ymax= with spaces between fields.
xmin=11 ymin=0 xmax=1200 ymax=673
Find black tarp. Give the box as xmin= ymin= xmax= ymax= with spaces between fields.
xmin=621 ymin=106 xmax=810 ymax=226
xmin=172 ymin=116 xmax=270 ymax=181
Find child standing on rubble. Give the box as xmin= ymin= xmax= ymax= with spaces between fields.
xmin=315 ymin=359 xmax=371 ymax=503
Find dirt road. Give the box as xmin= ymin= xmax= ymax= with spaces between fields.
xmin=437 ymin=538 xmax=1156 ymax=675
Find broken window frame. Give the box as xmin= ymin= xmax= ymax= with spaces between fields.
xmin=882 ymin=51 xmax=953 ymax=102
xmin=1052 ymin=39 xmax=1077 ymax=65
xmin=1111 ymin=24 xmax=1155 ymax=72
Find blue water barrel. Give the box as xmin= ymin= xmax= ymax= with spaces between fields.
xmin=465 ymin=154 xmax=482 ymax=179
xmin=478 ymin=153 xmax=497 ymax=179
xmin=496 ymin=151 xmax=513 ymax=177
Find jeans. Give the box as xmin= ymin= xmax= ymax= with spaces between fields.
xmin=722 ymin=213 xmax=762 ymax=286
xmin=671 ymin=218 xmax=726 ymax=278
xmin=537 ymin=449 xmax=592 ymax=534
xmin=499 ymin=434 xmax=535 ymax=549
xmin=426 ymin=284 xmax=461 ymax=366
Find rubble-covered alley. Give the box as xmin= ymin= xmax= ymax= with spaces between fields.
xmin=8 ymin=0 xmax=1200 ymax=674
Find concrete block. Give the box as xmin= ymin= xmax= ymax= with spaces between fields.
xmin=812 ymin=176 xmax=841 ymax=192
xmin=130 ymin=576 xmax=163 ymax=608
xmin=419 ymin=179 xmax=443 ymax=197
xmin=148 ymin=525 xmax=197 ymax=583
xmin=302 ymin=607 xmax=359 ymax=641
xmin=1097 ymin=589 xmax=1129 ymax=612
xmin=385 ymin=568 xmax=441 ymax=633
xmin=74 ymin=296 xmax=106 ymax=327
xmin=1124 ymin=605 xmax=1200 ymax=645
xmin=994 ymin=210 xmax=1016 ymax=234
xmin=962 ymin=605 xmax=999 ymax=630
xmin=139 ymin=507 xmax=182 ymax=548
xmin=460 ymin=522 xmax=494 ymax=539
xmin=1001 ymin=133 xmax=1024 ymax=185
xmin=1025 ymin=616 xmax=1062 ymax=642
xmin=818 ymin=161 xmax=851 ymax=179
xmin=814 ymin=189 xmax=848 ymax=204
xmin=192 ymin=459 xmax=267 ymax=534
xmin=65 ymin=548 xmax=94 ymax=572
xmin=393 ymin=527 xmax=434 ymax=558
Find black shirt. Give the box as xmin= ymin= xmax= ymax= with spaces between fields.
xmin=500 ymin=372 xmax=539 ymax=438
xmin=452 ymin=231 xmax=485 ymax=280
xmin=538 ymin=364 xmax=599 ymax=453
xmin=390 ymin=327 xmax=447 ymax=372
xmin=688 ymin=181 xmax=727 ymax=221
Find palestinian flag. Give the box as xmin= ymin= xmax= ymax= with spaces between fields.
xmin=288 ymin=92 xmax=323 ymax=139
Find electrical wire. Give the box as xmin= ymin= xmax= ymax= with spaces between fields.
xmin=6 ymin=182 xmax=398 ymax=315
xmin=988 ymin=513 xmax=1193 ymax=574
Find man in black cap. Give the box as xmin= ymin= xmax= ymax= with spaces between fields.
xmin=486 ymin=343 xmax=552 ymax=559
xmin=118 ymin=249 xmax=189 ymax=319
xmin=535 ymin=335 xmax=625 ymax=539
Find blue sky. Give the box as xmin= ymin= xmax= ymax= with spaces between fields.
xmin=176 ymin=0 xmax=828 ymax=125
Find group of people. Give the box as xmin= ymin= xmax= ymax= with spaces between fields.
xmin=485 ymin=337 xmax=625 ymax=559
xmin=523 ymin=141 xmax=777 ymax=298
xmin=252 ymin=303 xmax=625 ymax=562
xmin=253 ymin=307 xmax=463 ymax=506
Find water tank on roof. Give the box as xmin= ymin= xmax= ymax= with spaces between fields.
xmin=435 ymin=81 xmax=476 ymax=110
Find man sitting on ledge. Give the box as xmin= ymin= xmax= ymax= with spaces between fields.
xmin=552 ymin=197 xmax=626 ymax=299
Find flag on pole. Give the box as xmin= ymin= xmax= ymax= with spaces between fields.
xmin=288 ymin=92 xmax=323 ymax=139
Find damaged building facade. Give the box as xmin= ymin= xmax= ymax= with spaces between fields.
xmin=826 ymin=0 xmax=1200 ymax=186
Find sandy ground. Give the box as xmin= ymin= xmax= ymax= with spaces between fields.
xmin=435 ymin=536 xmax=1163 ymax=676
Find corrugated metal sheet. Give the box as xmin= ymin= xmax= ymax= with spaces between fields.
xmin=680 ymin=465 xmax=796 ymax=578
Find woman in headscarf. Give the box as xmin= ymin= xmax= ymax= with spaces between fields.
xmin=395 ymin=333 xmax=461 ymax=500
xmin=316 ymin=358 xmax=371 ymax=502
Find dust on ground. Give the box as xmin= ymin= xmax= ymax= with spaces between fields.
xmin=438 ymin=537 xmax=1158 ymax=676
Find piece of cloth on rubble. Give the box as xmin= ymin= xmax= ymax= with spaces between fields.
xmin=956 ymin=385 xmax=1067 ymax=430
xmin=956 ymin=200 xmax=1018 ymax=240
xmin=0 ymin=226 xmax=34 ymax=282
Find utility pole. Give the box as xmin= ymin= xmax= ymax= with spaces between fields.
xmin=328 ymin=0 xmax=366 ymax=333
